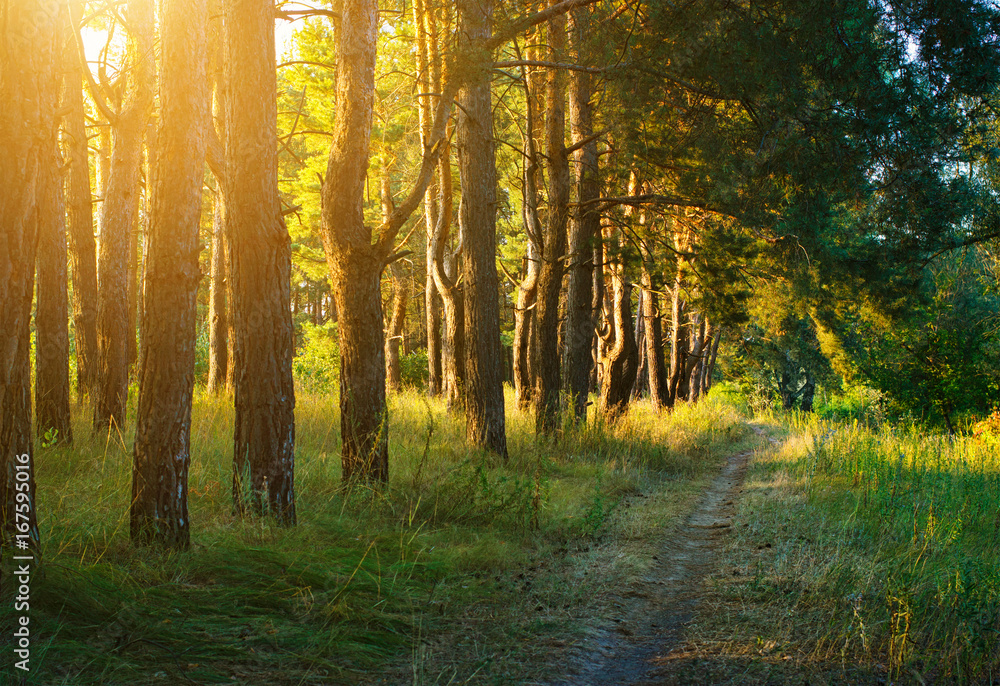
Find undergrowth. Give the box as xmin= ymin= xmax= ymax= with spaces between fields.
xmin=1 ymin=388 xmax=746 ymax=685
xmin=696 ymin=411 xmax=1000 ymax=685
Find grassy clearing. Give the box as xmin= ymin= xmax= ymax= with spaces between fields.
xmin=674 ymin=411 xmax=1000 ymax=685
xmin=3 ymin=387 xmax=748 ymax=685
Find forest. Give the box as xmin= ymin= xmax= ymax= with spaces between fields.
xmin=2 ymin=0 xmax=1000 ymax=683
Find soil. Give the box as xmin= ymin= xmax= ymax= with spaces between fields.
xmin=549 ymin=427 xmax=763 ymax=685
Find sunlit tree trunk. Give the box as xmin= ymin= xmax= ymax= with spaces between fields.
xmin=415 ymin=0 xmax=443 ymax=397
xmin=224 ymin=0 xmax=296 ymax=523
xmin=131 ymin=0 xmax=209 ymax=547
xmin=598 ymin=232 xmax=638 ymax=419
xmin=457 ymin=0 xmax=508 ymax=458
xmin=35 ymin=132 xmax=73 ymax=445
xmin=207 ymin=187 xmax=229 ymax=393
xmin=63 ymin=3 xmax=99 ymax=400
xmin=94 ymin=0 xmax=154 ymax=432
xmin=320 ymin=0 xmax=388 ymax=481
xmin=382 ymin=176 xmax=408 ymax=392
xmin=1 ymin=0 xmax=59 ymax=547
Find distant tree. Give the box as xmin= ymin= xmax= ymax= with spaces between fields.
xmin=131 ymin=0 xmax=209 ymax=547
xmin=93 ymin=0 xmax=154 ymax=432
xmin=63 ymin=1 xmax=99 ymax=400
xmin=35 ymin=115 xmax=73 ymax=445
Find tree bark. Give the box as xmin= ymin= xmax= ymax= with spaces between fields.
xmin=131 ymin=0 xmax=209 ymax=547
xmin=533 ymin=3 xmax=570 ymax=434
xmin=207 ymin=187 xmax=229 ymax=393
xmin=224 ymin=0 xmax=297 ymax=523
xmin=319 ymin=0 xmax=388 ymax=481
xmin=62 ymin=2 xmax=99 ymax=400
xmin=457 ymin=0 xmax=509 ymax=458
xmin=703 ymin=327 xmax=722 ymax=395
xmin=382 ymin=176 xmax=408 ymax=392
xmin=598 ymin=245 xmax=638 ymax=419
xmin=640 ymin=250 xmax=669 ymax=410
xmin=415 ymin=0 xmax=443 ymax=398
xmin=1 ymin=0 xmax=60 ymax=548
xmin=94 ymin=0 xmax=154 ymax=432
xmin=35 ymin=133 xmax=73 ymax=445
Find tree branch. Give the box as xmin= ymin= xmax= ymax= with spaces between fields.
xmin=493 ymin=59 xmax=603 ymax=74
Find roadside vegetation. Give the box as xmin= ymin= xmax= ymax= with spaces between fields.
xmin=669 ymin=395 xmax=1000 ymax=685
xmin=21 ymin=388 xmax=748 ymax=685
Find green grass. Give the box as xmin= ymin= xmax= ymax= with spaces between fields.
xmin=3 ymin=387 xmax=749 ymax=685
xmin=682 ymin=410 xmax=1000 ymax=685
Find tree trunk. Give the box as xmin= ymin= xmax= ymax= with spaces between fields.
xmin=62 ymin=4 xmax=99 ymax=401
xmin=667 ymin=274 xmax=688 ymax=405
xmin=631 ymin=288 xmax=648 ymax=401
xmin=320 ymin=0 xmax=388 ymax=482
xmin=94 ymin=0 xmax=154 ymax=432
xmin=415 ymin=0 xmax=443 ymax=398
xmin=1 ymin=0 xmax=60 ymax=548
xmin=225 ymin=0 xmax=297 ymax=522
xmin=35 ymin=133 xmax=73 ymax=445
xmin=385 ymin=262 xmax=408 ymax=391
xmin=207 ymin=187 xmax=229 ymax=392
xmin=131 ymin=0 xmax=209 ymax=547
xmin=382 ymin=176 xmax=408 ymax=393
xmin=703 ymin=327 xmax=722 ymax=395
xmin=640 ymin=253 xmax=669 ymax=410
xmin=457 ymin=0 xmax=508 ymax=458
xmin=598 ymin=251 xmax=638 ymax=419
xmin=533 ymin=3 xmax=570 ymax=434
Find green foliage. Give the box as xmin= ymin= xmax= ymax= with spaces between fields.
xmin=293 ymin=321 xmax=340 ymax=393
xmin=399 ymin=348 xmax=429 ymax=389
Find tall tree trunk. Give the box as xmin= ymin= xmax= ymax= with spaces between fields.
xmin=94 ymin=0 xmax=154 ymax=432
xmin=62 ymin=3 xmax=99 ymax=401
xmin=207 ymin=187 xmax=229 ymax=392
xmin=562 ymin=34 xmax=599 ymax=417
xmin=1 ymin=0 xmax=60 ymax=548
xmin=415 ymin=0 xmax=443 ymax=398
xmin=533 ymin=9 xmax=570 ymax=433
xmin=225 ymin=0 xmax=297 ymax=523
xmin=320 ymin=0 xmax=388 ymax=481
xmin=687 ymin=314 xmax=706 ymax=404
xmin=631 ymin=288 xmax=648 ymax=401
xmin=131 ymin=0 xmax=209 ymax=547
xmin=513 ymin=41 xmax=544 ymax=412
xmin=35 ymin=133 xmax=73 ymax=445
xmin=457 ymin=0 xmax=508 ymax=458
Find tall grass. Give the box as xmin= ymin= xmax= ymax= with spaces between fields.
xmin=723 ymin=410 xmax=1000 ymax=683
xmin=5 ymin=386 xmax=748 ymax=685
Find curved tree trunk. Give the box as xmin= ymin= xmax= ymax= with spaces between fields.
xmin=599 ymin=251 xmax=638 ymax=419
xmin=94 ymin=0 xmax=154 ymax=432
xmin=62 ymin=3 xmax=99 ymax=401
xmin=131 ymin=0 xmax=209 ymax=547
xmin=35 ymin=133 xmax=73 ymax=445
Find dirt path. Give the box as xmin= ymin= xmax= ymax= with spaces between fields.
xmin=552 ymin=428 xmax=762 ymax=685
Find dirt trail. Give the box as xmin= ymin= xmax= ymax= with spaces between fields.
xmin=552 ymin=427 xmax=764 ymax=685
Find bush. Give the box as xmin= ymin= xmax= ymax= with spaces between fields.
xmin=293 ymin=321 xmax=339 ymax=393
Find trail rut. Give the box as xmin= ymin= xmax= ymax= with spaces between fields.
xmin=551 ymin=427 xmax=763 ymax=685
